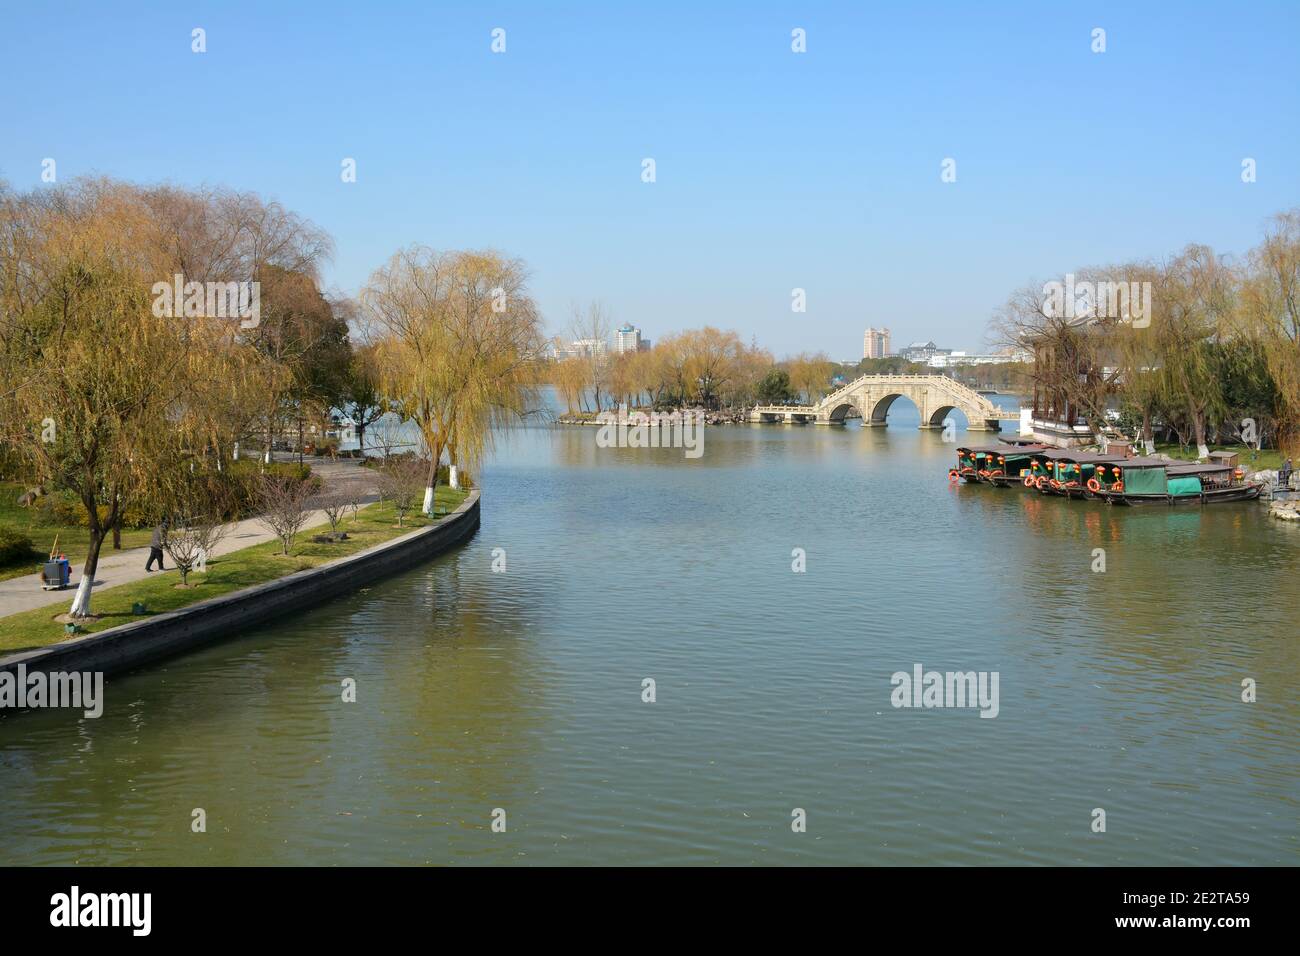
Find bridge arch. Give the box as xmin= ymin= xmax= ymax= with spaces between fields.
xmin=868 ymin=392 xmax=913 ymax=425
xmin=827 ymin=402 xmax=859 ymax=423
xmin=928 ymin=404 xmax=969 ymax=428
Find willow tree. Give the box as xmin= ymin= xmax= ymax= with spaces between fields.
xmin=1153 ymin=245 xmax=1234 ymax=458
xmin=362 ymin=247 xmax=543 ymax=513
xmin=0 ymin=180 xmax=248 ymax=617
xmin=1111 ymin=262 xmax=1163 ymax=452
xmin=785 ymin=351 xmax=838 ymax=404
xmin=1240 ymin=210 xmax=1300 ymax=454
xmin=441 ymin=251 xmax=544 ymax=488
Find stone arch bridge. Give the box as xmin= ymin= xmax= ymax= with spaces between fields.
xmin=749 ymin=374 xmax=1013 ymax=431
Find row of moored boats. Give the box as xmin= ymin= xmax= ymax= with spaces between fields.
xmin=948 ymin=439 xmax=1262 ymax=506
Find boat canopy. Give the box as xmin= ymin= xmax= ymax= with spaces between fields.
xmin=959 ymin=444 xmax=1026 ymax=455
xmin=1035 ymin=450 xmax=1126 ymax=463
xmin=1167 ymin=475 xmax=1204 ymax=496
xmin=1114 ymin=457 xmax=1170 ymax=469
xmin=1114 ymin=460 xmax=1168 ymax=495
xmin=1166 ymin=462 xmax=1234 ymax=476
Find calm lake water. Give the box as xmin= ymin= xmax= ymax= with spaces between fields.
xmin=1 ymin=397 xmax=1296 ymax=865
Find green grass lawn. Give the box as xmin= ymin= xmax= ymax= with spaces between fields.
xmin=0 ymin=482 xmax=156 ymax=582
xmin=1153 ymin=443 xmax=1287 ymax=471
xmin=0 ymin=488 xmax=467 ymax=656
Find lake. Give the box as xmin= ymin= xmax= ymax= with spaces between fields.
xmin=1 ymin=397 xmax=1296 ymax=865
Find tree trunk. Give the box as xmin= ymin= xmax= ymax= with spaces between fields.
xmin=69 ymin=530 xmax=105 ymax=618
xmin=1140 ymin=411 xmax=1154 ymax=455
xmin=112 ymin=523 xmax=121 ymax=550
xmin=423 ymin=456 xmax=439 ymax=515
xmin=1193 ymin=411 xmax=1209 ymax=460
xmin=449 ymin=464 xmax=460 ymax=490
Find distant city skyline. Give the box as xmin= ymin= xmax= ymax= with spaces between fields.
xmin=2 ymin=2 xmax=1296 ymax=357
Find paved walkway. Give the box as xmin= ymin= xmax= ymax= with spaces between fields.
xmin=0 ymin=458 xmax=379 ymax=619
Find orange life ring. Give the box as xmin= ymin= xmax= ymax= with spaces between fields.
xmin=1023 ymin=474 xmax=1035 ymax=487
xmin=989 ymin=469 xmax=1003 ymax=477
xmin=1049 ymin=478 xmax=1061 ymax=490
xmin=1086 ymin=478 xmax=1101 ymax=492
xmin=948 ymin=469 xmax=959 ymax=482
xmin=1112 ymin=480 xmax=1124 ymax=493
xmin=1035 ymin=476 xmax=1050 ymax=490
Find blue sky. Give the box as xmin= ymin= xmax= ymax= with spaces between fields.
xmin=2 ymin=1 xmax=1297 ymax=357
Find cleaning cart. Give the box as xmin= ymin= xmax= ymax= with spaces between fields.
xmin=39 ymin=535 xmax=71 ymax=590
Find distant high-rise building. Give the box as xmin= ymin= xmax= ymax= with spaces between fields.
xmin=863 ymin=327 xmax=891 ymax=359
xmin=615 ymin=324 xmax=643 ymax=354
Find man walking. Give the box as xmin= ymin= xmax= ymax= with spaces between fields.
xmin=145 ymin=518 xmax=168 ymax=572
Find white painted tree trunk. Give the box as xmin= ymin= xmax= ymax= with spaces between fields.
xmin=449 ymin=465 xmax=460 ymax=490
xmin=1197 ymin=442 xmax=1211 ymax=460
xmin=1144 ymin=439 xmax=1155 ymax=455
xmin=68 ymin=574 xmax=93 ymax=618
xmin=422 ymin=484 xmax=435 ymax=514
xmin=263 ymin=448 xmax=271 ymax=464
xmin=233 ymin=441 xmax=240 ymax=460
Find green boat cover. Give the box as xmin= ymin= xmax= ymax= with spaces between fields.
xmin=1166 ymin=475 xmax=1203 ymax=496
xmin=1121 ymin=466 xmax=1168 ymax=495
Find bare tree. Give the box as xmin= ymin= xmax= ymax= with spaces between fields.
xmin=377 ymin=457 xmax=428 ymax=527
xmin=569 ymin=300 xmax=612 ymax=411
xmin=163 ymin=512 xmax=228 ymax=587
xmin=991 ymin=275 xmax=1124 ymax=445
xmin=366 ymin=418 xmax=407 ymax=462
xmin=257 ymin=475 xmax=315 ymax=555
xmin=315 ymin=491 xmax=350 ymax=537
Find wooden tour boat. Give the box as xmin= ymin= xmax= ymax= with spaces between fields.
xmin=947 ymin=446 xmax=1263 ymax=506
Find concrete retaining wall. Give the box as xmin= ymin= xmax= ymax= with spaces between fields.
xmin=0 ymin=491 xmax=480 ymax=679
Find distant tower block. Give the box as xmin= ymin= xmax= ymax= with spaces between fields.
xmin=863 ymin=327 xmax=891 ymax=359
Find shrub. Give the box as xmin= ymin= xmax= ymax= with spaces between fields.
xmin=0 ymin=526 xmax=38 ymax=565
xmin=34 ymin=490 xmax=84 ymax=526
xmin=34 ymin=491 xmax=161 ymax=529
xmin=221 ymin=460 xmax=318 ymax=520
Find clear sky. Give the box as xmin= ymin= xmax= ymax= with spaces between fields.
xmin=2 ymin=1 xmax=1297 ymax=357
